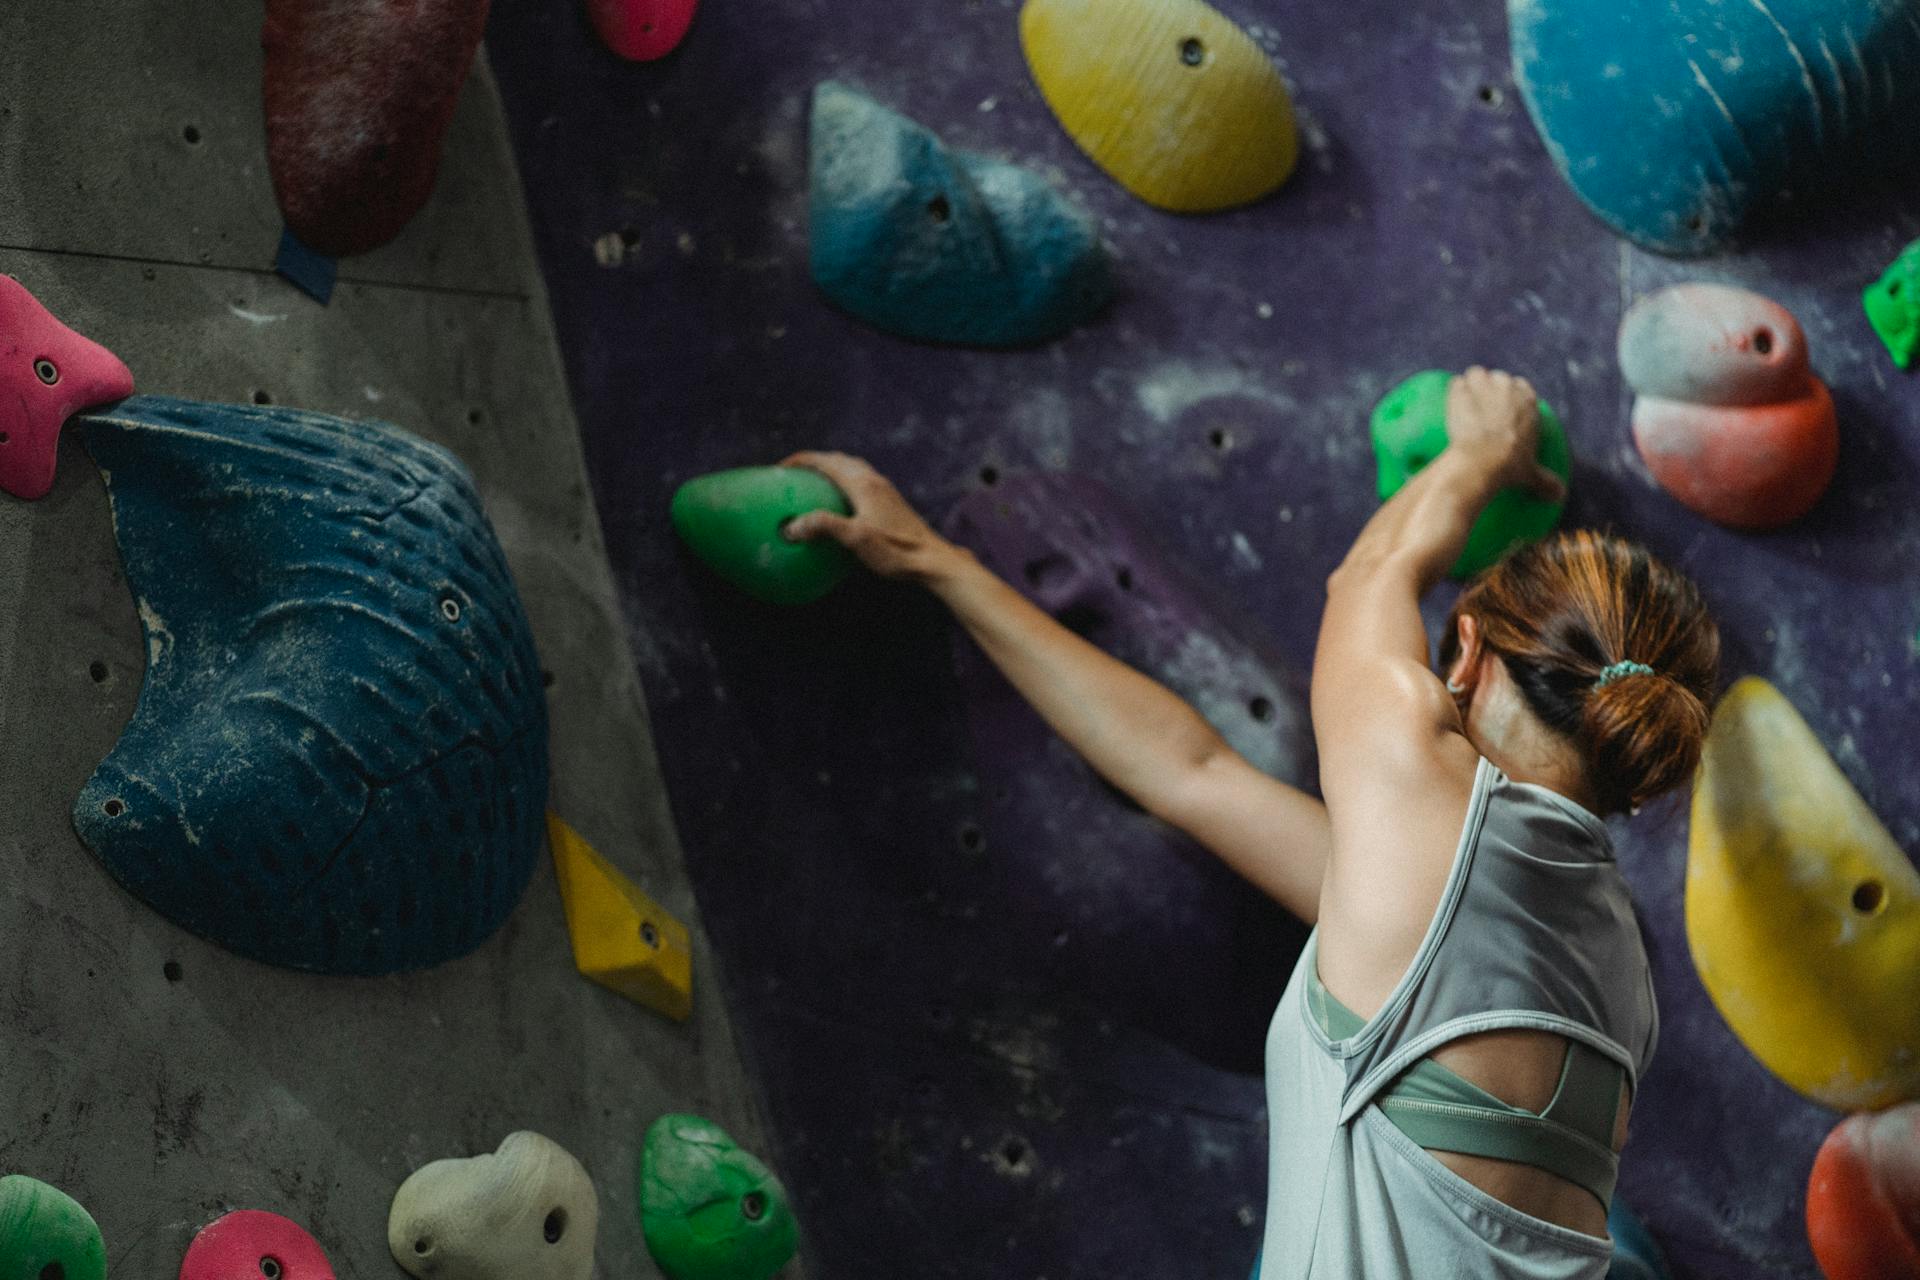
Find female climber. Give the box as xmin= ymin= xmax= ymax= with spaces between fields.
xmin=783 ymin=366 xmax=1719 ymax=1278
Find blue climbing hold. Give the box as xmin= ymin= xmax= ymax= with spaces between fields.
xmin=74 ymin=396 xmax=549 ymax=975
xmin=808 ymin=80 xmax=1113 ymax=347
xmin=1509 ymin=0 xmax=1920 ymax=255
xmin=1606 ymin=1198 xmax=1674 ymax=1280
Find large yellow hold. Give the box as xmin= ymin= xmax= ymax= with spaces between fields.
xmin=1687 ymin=678 xmax=1920 ymax=1109
xmin=1019 ymin=0 xmax=1298 ymax=213
xmin=548 ymin=813 xmax=693 ymax=1021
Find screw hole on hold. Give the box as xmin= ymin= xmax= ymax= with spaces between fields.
xmin=998 ymin=1136 xmax=1032 ymax=1170
xmin=740 ymin=1191 xmax=768 ymax=1222
xmin=102 ymin=798 xmax=126 ymax=818
xmin=163 ymin=960 xmax=182 ymax=982
xmin=251 ymin=389 xmax=272 ymax=405
xmin=1686 ymin=214 xmax=1705 ymax=233
xmin=1179 ymin=36 xmax=1206 ymax=66
xmin=958 ymin=822 xmax=985 ymax=854
xmin=89 ymin=660 xmax=108 ymax=683
xmin=927 ymin=194 xmax=952 ymax=223
xmin=1854 ymin=879 xmax=1887 ymax=914
xmin=640 ymin=920 xmax=661 ymax=948
xmin=640 ymin=20 xmax=655 ymax=32
xmin=440 ymin=597 xmax=462 ymax=622
xmin=1753 ymin=328 xmax=1774 ymax=355
xmin=41 ymin=1265 xmax=63 ymax=1280
xmin=978 ymin=465 xmax=1000 ymax=487
xmin=1208 ymin=427 xmax=1231 ymax=451
xmin=413 ymin=1239 xmax=432 ymax=1257
xmin=259 ymin=1257 xmax=281 ymax=1280
xmin=0 ymin=432 xmax=9 ymax=445
xmin=183 ymin=124 xmax=202 ymax=144
xmin=1249 ymin=696 xmax=1275 ymax=723
xmin=543 ymin=1209 xmax=566 ymax=1244
xmin=33 ymin=358 xmax=58 ymax=385
xmin=1892 ymin=280 xmax=1904 ymax=297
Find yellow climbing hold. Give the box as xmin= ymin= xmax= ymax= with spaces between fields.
xmin=1687 ymin=678 xmax=1920 ymax=1109
xmin=1019 ymin=0 xmax=1298 ymax=213
xmin=548 ymin=813 xmax=693 ymax=1021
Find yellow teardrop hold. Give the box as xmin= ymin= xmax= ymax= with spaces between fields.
xmin=1687 ymin=678 xmax=1920 ymax=1109
xmin=1019 ymin=0 xmax=1298 ymax=213
xmin=547 ymin=813 xmax=693 ymax=1021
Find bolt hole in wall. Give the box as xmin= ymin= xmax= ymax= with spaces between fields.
xmin=1208 ymin=426 xmax=1232 ymax=451
xmin=163 ymin=960 xmax=182 ymax=982
xmin=89 ymin=660 xmax=108 ymax=683
xmin=1115 ymin=566 xmax=1134 ymax=591
xmin=996 ymin=1136 xmax=1032 ymax=1173
xmin=542 ymin=1208 xmax=566 ymax=1244
xmin=956 ymin=822 xmax=985 ymax=854
xmin=467 ymin=407 xmax=484 ymax=425
xmin=251 ymin=389 xmax=272 ymax=405
xmin=182 ymin=123 xmax=201 ymax=144
xmin=978 ymin=464 xmax=999 ymax=486
xmin=1477 ymin=84 xmax=1503 ymax=106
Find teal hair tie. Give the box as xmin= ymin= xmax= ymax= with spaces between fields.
xmin=1594 ymin=660 xmax=1656 ymax=690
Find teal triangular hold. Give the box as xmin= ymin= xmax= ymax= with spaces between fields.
xmin=671 ymin=467 xmax=855 ymax=605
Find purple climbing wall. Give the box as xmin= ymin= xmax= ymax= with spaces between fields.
xmin=483 ymin=0 xmax=1920 ymax=1275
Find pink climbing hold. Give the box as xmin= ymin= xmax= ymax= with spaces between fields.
xmin=262 ymin=0 xmax=492 ymax=257
xmin=1618 ymin=283 xmax=1838 ymax=530
xmin=0 ymin=275 xmax=134 ymax=501
xmin=587 ymin=0 xmax=698 ymax=60
xmin=180 ymin=1210 xmax=336 ymax=1280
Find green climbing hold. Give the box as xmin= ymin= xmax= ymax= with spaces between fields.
xmin=1370 ymin=369 xmax=1571 ymax=579
xmin=1865 ymin=238 xmax=1920 ymax=370
xmin=0 ymin=1176 xmax=106 ymax=1280
xmin=670 ymin=467 xmax=855 ymax=605
xmin=639 ymin=1115 xmax=797 ymax=1280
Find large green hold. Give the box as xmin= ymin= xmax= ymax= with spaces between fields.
xmin=670 ymin=467 xmax=854 ymax=605
xmin=1370 ymin=370 xmax=1571 ymax=579
xmin=639 ymin=1115 xmax=797 ymax=1280
xmin=0 ymin=1176 xmax=106 ymax=1280
xmin=1864 ymin=238 xmax=1920 ymax=370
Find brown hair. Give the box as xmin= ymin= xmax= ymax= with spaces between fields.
xmin=1439 ymin=530 xmax=1720 ymax=815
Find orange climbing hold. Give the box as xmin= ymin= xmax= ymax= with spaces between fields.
xmin=1808 ymin=1104 xmax=1920 ymax=1280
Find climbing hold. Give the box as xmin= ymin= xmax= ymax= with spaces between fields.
xmin=1019 ymin=0 xmax=1298 ymax=212
xmin=263 ymin=0 xmax=491 ymax=256
xmin=1606 ymin=1198 xmax=1674 ymax=1280
xmin=179 ymin=1212 xmax=334 ymax=1280
xmin=390 ymin=1133 xmax=597 ymax=1280
xmin=586 ymin=0 xmax=697 ymax=60
xmin=671 ymin=465 xmax=854 ymax=605
xmin=640 ymin=1115 xmax=797 ymax=1280
xmin=1370 ymin=370 xmax=1571 ymax=578
xmin=1687 ymin=677 xmax=1920 ymax=1110
xmin=0 ymin=275 xmax=133 ymax=501
xmin=1619 ymin=284 xmax=1837 ymax=529
xmin=808 ymin=81 xmax=1113 ymax=348
xmin=0 ymin=1176 xmax=105 ymax=1280
xmin=1865 ymin=238 xmax=1920 ymax=370
xmin=73 ymin=396 xmax=549 ymax=974
xmin=1509 ymin=0 xmax=1920 ymax=255
xmin=943 ymin=472 xmax=1314 ymax=1073
xmin=547 ymin=813 xmax=692 ymax=1021
xmin=1807 ymin=1103 xmax=1920 ymax=1280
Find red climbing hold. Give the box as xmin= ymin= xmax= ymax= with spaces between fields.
xmin=1618 ymin=284 xmax=1837 ymax=530
xmin=0 ymin=276 xmax=133 ymax=501
xmin=180 ymin=1211 xmax=336 ymax=1280
xmin=1807 ymin=1104 xmax=1920 ymax=1280
xmin=587 ymin=0 xmax=698 ymax=60
xmin=262 ymin=0 xmax=491 ymax=257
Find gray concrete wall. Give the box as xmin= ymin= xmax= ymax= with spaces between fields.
xmin=0 ymin=5 xmax=793 ymax=1277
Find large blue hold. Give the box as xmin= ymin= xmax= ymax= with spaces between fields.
xmin=808 ymin=80 xmax=1113 ymax=347
xmin=74 ymin=396 xmax=549 ymax=975
xmin=1510 ymin=0 xmax=1920 ymax=255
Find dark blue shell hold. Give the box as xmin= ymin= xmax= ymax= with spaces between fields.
xmin=73 ymin=396 xmax=549 ymax=975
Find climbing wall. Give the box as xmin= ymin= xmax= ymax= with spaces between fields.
xmin=0 ymin=3 xmax=790 ymax=1278
xmin=484 ymin=0 xmax=1920 ymax=1276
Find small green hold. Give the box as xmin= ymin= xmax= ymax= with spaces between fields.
xmin=0 ymin=1176 xmax=106 ymax=1280
xmin=1864 ymin=238 xmax=1920 ymax=370
xmin=670 ymin=467 xmax=855 ymax=605
xmin=1370 ymin=369 xmax=1572 ymax=579
xmin=639 ymin=1114 xmax=797 ymax=1280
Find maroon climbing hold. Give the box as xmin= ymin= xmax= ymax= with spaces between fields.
xmin=179 ymin=1210 xmax=336 ymax=1280
xmin=262 ymin=0 xmax=491 ymax=257
xmin=0 ymin=275 xmax=134 ymax=501
xmin=587 ymin=0 xmax=699 ymax=61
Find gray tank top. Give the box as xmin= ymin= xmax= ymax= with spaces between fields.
xmin=1258 ymin=757 xmax=1658 ymax=1279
